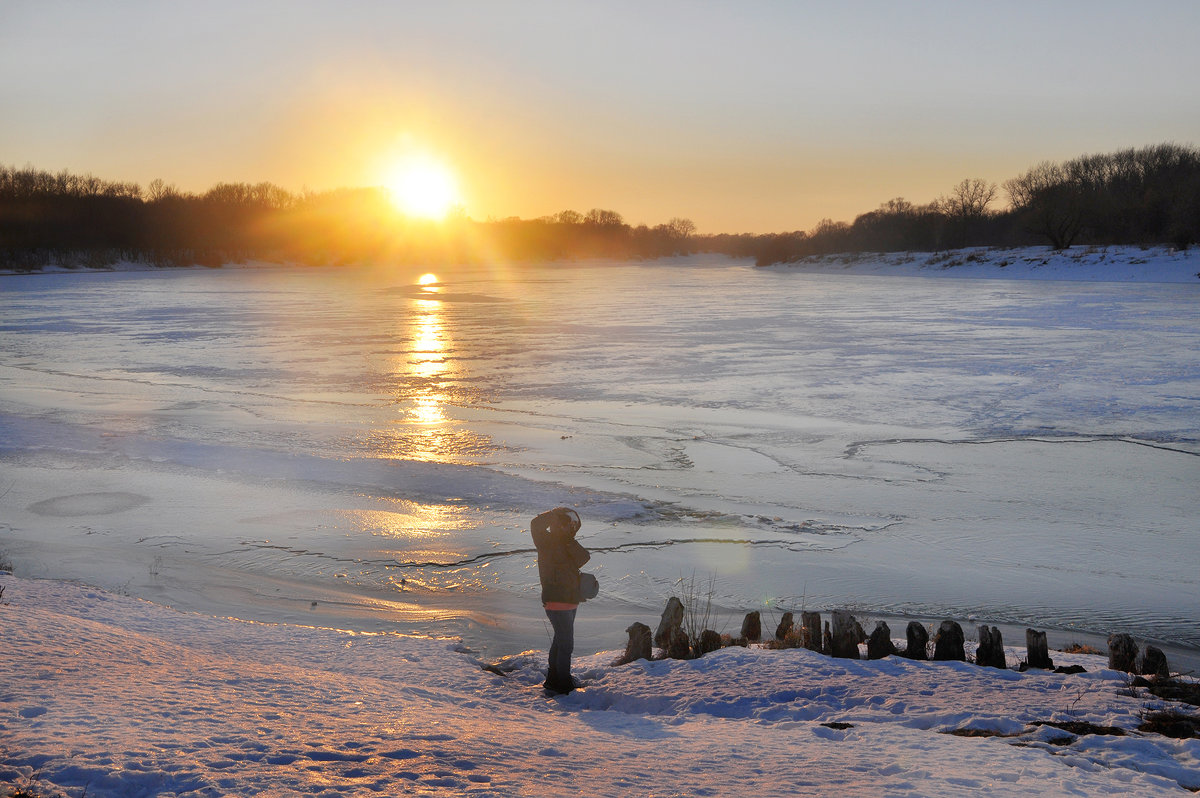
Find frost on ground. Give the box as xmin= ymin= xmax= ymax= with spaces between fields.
xmin=2 ymin=574 xmax=1197 ymax=797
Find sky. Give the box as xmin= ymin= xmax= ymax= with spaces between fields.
xmin=3 ymin=1 xmax=1198 ymax=234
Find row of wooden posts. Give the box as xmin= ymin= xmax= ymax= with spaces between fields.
xmin=616 ymin=598 xmax=1171 ymax=677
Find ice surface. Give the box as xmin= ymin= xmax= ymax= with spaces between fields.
xmin=1 ymin=249 xmax=1198 ymax=663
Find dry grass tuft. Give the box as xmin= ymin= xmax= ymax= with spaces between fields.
xmin=1147 ymin=677 xmax=1200 ymax=707
xmin=1139 ymin=708 xmax=1200 ymax=739
xmin=941 ymin=728 xmax=1022 ymax=739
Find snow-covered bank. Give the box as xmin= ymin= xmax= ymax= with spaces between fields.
xmin=4 ymin=245 xmax=1199 ymax=283
xmin=0 ymin=259 xmax=286 ymax=276
xmin=3 ymin=574 xmax=1197 ymax=797
xmin=764 ymin=245 xmax=1200 ymax=283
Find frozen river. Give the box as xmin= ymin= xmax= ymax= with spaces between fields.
xmin=1 ymin=257 xmax=1197 ymax=660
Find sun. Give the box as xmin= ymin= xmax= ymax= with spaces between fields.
xmin=384 ymin=156 xmax=460 ymax=220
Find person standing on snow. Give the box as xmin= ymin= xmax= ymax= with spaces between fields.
xmin=531 ymin=506 xmax=589 ymax=694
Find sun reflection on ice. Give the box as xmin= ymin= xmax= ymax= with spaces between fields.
xmin=395 ymin=274 xmax=456 ymax=459
xmin=362 ymin=272 xmax=493 ymax=463
xmin=342 ymin=504 xmax=457 ymax=541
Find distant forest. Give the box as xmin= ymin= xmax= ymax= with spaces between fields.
xmin=2 ymin=142 xmax=1197 ymax=271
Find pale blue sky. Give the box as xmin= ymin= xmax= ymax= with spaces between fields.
xmin=3 ymin=0 xmax=1197 ymax=232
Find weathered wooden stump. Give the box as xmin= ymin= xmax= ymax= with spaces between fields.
xmin=1108 ymin=633 xmax=1137 ymax=673
xmin=831 ymin=610 xmax=861 ymax=659
xmin=1139 ymin=645 xmax=1169 ymax=678
xmin=667 ymin=627 xmax=691 ymax=660
xmin=741 ymin=611 xmax=762 ymax=643
xmin=695 ymin=629 xmax=722 ymax=658
xmin=775 ymin=611 xmax=794 ymax=642
xmin=1024 ymin=628 xmax=1053 ymax=670
xmin=654 ymin=596 xmax=684 ymax=649
xmin=932 ymin=620 xmax=965 ymax=661
xmin=903 ymin=621 xmax=928 ymax=660
xmin=976 ymin=625 xmax=1005 ymax=669
xmin=617 ymin=622 xmax=652 ymax=665
xmin=866 ymin=621 xmax=896 ymax=660
xmin=801 ymin=611 xmax=822 ymax=652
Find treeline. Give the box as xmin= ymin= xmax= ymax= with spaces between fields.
xmin=0 ymin=168 xmax=708 ymax=270
xmin=2 ymin=142 xmax=1198 ymax=271
xmin=755 ymin=143 xmax=1200 ymax=264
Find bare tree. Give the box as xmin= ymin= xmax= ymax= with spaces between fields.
xmin=584 ymin=208 xmax=624 ymax=227
xmin=879 ymin=197 xmax=915 ymax=215
xmin=146 ymin=178 xmax=178 ymax=202
xmin=665 ymin=217 xmax=696 ymax=238
xmin=1004 ymin=162 xmax=1082 ymax=249
xmin=939 ymin=178 xmax=997 ymax=219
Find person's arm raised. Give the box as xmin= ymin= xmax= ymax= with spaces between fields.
xmin=530 ymin=511 xmax=555 ymax=546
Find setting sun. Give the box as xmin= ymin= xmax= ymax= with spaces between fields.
xmin=384 ymin=156 xmax=459 ymax=220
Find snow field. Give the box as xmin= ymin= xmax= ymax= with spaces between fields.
xmin=2 ymin=574 xmax=1196 ymax=797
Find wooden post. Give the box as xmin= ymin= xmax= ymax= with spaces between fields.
xmin=740 ymin=611 xmax=762 ymax=643
xmin=866 ymin=621 xmax=896 ymax=659
xmin=667 ymin=626 xmax=691 ymax=660
xmin=976 ymin=625 xmax=1005 ymax=669
xmin=831 ymin=610 xmax=861 ymax=659
xmin=933 ymin=620 xmax=965 ymax=661
xmin=1107 ymin=633 xmax=1137 ymax=673
xmin=775 ymin=611 xmax=795 ymax=641
xmin=801 ymin=611 xmax=822 ymax=652
xmin=617 ymin=622 xmax=652 ymax=665
xmin=1024 ymin=629 xmax=1053 ymax=670
xmin=654 ymin=597 xmax=684 ymax=649
xmin=695 ymin=629 xmax=722 ymax=658
xmin=1139 ymin=645 xmax=1169 ymax=678
xmin=903 ymin=621 xmax=928 ymax=660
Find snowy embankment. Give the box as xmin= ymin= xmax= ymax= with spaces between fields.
xmin=764 ymin=245 xmax=1200 ymax=283
xmin=4 ymin=245 xmax=1199 ymax=283
xmin=2 ymin=574 xmax=1197 ymax=797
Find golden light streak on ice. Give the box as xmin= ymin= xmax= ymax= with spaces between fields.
xmin=339 ymin=505 xmax=458 ymax=541
xmin=371 ymin=274 xmax=484 ymax=463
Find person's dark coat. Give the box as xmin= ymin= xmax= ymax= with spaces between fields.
xmin=532 ymin=525 xmax=590 ymax=605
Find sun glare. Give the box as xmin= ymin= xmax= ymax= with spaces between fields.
xmin=384 ymin=156 xmax=459 ymax=220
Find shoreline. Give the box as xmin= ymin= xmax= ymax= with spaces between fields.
xmin=3 ymin=570 xmax=1197 ymax=797
xmin=3 ymin=244 xmax=1200 ymax=283
xmin=7 ymin=565 xmax=1199 ymax=676
xmin=759 ymin=244 xmax=1200 ymax=283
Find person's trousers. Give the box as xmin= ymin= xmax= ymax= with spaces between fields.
xmin=544 ymin=608 xmax=577 ymax=692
